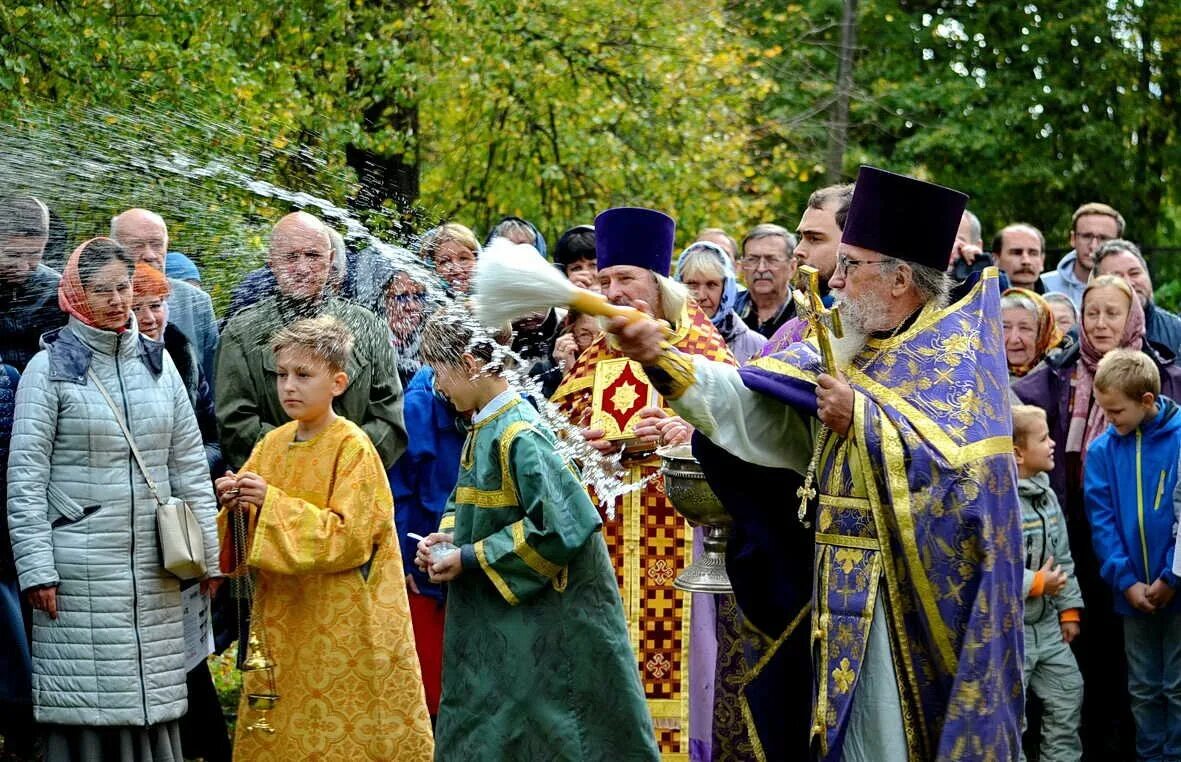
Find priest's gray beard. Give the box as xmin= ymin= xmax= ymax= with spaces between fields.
xmin=831 ymin=289 xmax=891 ymax=370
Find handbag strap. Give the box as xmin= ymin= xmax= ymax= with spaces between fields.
xmin=86 ymin=369 xmax=166 ymax=507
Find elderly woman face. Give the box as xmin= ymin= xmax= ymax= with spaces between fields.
xmin=682 ymin=267 xmax=725 ymax=318
xmin=84 ymin=260 xmax=134 ymax=332
xmin=1002 ymin=307 xmax=1040 ymax=371
xmin=1083 ymin=284 xmax=1132 ymax=355
xmin=1049 ymin=301 xmax=1076 ymax=335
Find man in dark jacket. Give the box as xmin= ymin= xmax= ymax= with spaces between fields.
xmin=1094 ymin=239 xmax=1181 ymax=356
xmin=0 ymin=197 xmax=65 ymax=372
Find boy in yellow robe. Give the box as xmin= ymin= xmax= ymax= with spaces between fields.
xmin=216 ymin=315 xmax=433 ymax=761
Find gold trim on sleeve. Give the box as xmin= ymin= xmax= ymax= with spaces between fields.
xmin=511 ymin=520 xmax=562 ymax=579
xmin=648 ymin=346 xmax=697 ymax=400
xmin=474 ymin=539 xmax=520 ymax=606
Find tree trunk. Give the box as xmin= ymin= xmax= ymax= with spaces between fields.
xmin=826 ymin=0 xmax=859 ymax=183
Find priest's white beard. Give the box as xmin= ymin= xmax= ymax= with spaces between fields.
xmin=831 ymin=289 xmax=890 ymax=370
xmin=831 ymin=327 xmax=869 ymax=371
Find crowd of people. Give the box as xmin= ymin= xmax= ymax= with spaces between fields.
xmin=0 ymin=166 xmax=1177 ymax=762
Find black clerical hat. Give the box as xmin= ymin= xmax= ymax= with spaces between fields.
xmin=841 ymin=166 xmax=968 ymax=271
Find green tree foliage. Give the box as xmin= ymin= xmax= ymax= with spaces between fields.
xmin=0 ymin=0 xmax=775 ymax=249
xmin=740 ymin=0 xmax=1179 ymax=251
xmin=1 ymin=0 xmax=1177 ymax=301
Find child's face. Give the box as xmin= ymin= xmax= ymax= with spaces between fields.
xmin=431 ymin=359 xmax=481 ymax=413
xmin=274 ymin=348 xmax=348 ymax=421
xmin=1015 ymin=417 xmax=1055 ymax=475
xmin=1093 ymin=386 xmax=1156 ymax=435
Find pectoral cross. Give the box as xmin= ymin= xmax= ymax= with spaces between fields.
xmin=792 ymin=265 xmax=841 ymax=526
xmin=792 ymin=264 xmax=843 ymax=376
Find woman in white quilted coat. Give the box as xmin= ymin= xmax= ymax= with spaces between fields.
xmin=6 ymin=237 xmax=220 ymax=762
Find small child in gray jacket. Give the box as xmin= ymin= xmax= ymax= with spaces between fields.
xmin=1014 ymin=404 xmax=1085 ymax=762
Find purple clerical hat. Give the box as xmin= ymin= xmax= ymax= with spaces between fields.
xmin=841 ymin=166 xmax=968 ymax=271
xmin=595 ymin=207 xmax=676 ymax=276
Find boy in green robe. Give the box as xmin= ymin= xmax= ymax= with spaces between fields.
xmin=415 ymin=304 xmax=658 ymax=761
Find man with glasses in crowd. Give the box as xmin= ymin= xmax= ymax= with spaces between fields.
xmin=734 ymin=223 xmax=799 ymax=338
xmin=1040 ymin=202 xmax=1125 ymax=308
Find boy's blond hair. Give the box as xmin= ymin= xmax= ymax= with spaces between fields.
xmin=1011 ymin=405 xmax=1047 ymax=447
xmin=271 ymin=315 xmax=355 ymax=373
xmin=1094 ymin=347 xmax=1160 ymax=400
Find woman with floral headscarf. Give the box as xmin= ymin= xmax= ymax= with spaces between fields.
xmin=675 ymin=241 xmax=767 ymax=363
xmin=1002 ymin=287 xmax=1067 ymax=378
xmin=7 ymin=238 xmax=220 ymax=762
xmin=1014 ymin=275 xmax=1181 ymax=758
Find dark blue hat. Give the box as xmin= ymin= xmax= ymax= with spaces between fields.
xmin=594 ymin=207 xmax=676 ymax=277
xmin=841 ymin=166 xmax=968 ymax=271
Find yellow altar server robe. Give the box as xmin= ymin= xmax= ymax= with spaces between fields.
xmin=219 ymin=416 xmax=433 ymax=761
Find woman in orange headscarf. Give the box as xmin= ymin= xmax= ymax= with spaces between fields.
xmin=1002 ymin=287 xmax=1067 ymax=378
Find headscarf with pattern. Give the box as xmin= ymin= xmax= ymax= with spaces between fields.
xmin=58 ymin=237 xmax=131 ymax=331
xmin=1066 ymin=276 xmax=1145 ymax=459
xmin=1002 ymin=287 xmax=1064 ymax=377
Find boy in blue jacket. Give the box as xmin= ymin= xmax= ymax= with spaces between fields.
xmin=1086 ymin=348 xmax=1181 ymax=762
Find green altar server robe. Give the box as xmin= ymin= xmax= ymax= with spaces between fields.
xmin=435 ymin=394 xmax=659 ymax=761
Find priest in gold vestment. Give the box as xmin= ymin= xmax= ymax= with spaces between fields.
xmin=552 ymin=207 xmax=736 ymax=760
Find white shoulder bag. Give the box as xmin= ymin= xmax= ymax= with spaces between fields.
xmin=88 ymin=369 xmax=208 ymax=580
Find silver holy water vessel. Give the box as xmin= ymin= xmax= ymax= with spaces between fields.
xmin=657 ymin=444 xmax=733 ymax=594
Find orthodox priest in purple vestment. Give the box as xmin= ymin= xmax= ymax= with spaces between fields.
xmin=606 ymin=166 xmax=1024 ymax=761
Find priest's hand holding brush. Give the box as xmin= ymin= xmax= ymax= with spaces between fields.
xmin=472 ymin=219 xmax=676 ymax=456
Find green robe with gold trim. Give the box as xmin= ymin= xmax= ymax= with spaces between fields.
xmin=435 ymin=397 xmax=659 ymax=761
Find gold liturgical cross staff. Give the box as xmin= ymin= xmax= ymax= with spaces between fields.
xmin=792 ymin=264 xmax=843 ymax=526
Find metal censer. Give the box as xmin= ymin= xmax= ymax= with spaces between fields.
xmin=657 ymin=444 xmax=733 ymax=594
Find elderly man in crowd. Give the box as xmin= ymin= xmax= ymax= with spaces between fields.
xmin=111 ymin=208 xmax=219 ymax=383
xmin=215 ymin=211 xmax=406 ymax=470
xmin=993 ymin=223 xmax=1046 ymax=292
xmin=0 ymin=197 xmax=65 ymax=372
xmin=1040 ymin=202 xmax=1124 ymax=307
xmin=1094 ymin=238 xmax=1181 ymax=354
xmin=734 ymin=223 xmax=798 ymax=338
xmin=605 ymin=167 xmax=1024 ymax=761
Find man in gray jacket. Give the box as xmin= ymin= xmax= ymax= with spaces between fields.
xmin=111 ymin=208 xmax=219 ymax=386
